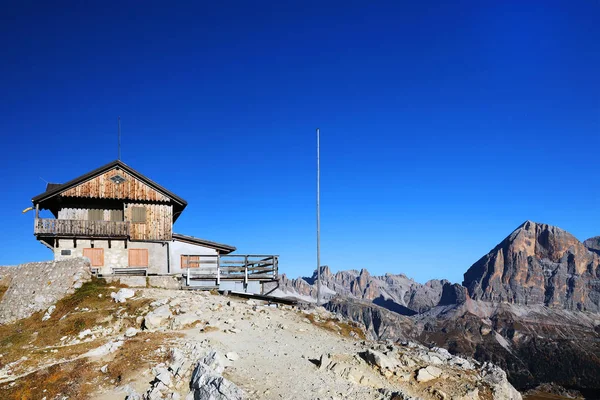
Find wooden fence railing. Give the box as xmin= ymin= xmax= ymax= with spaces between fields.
xmin=34 ymin=218 xmax=130 ymax=238
xmin=184 ymin=254 xmax=278 ymax=284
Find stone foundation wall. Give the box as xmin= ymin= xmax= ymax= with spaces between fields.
xmin=105 ymin=276 xmax=148 ymax=287
xmin=148 ymin=275 xmax=181 ymax=289
xmin=0 ymin=258 xmax=92 ymax=324
xmin=104 ymin=275 xmax=182 ymax=289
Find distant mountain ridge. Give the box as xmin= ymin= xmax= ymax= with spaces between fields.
xmin=270 ymin=221 xmax=600 ymax=393
xmin=273 ymin=265 xmax=456 ymax=315
xmin=274 ymin=220 xmax=600 ymax=313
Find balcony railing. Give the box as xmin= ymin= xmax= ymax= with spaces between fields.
xmin=183 ymin=254 xmax=279 ymax=284
xmin=34 ymin=218 xmax=130 ymax=238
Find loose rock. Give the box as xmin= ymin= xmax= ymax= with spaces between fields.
xmin=125 ymin=327 xmax=138 ymax=337
xmin=416 ymin=365 xmax=442 ymax=382
xmin=111 ymin=288 xmax=135 ymax=303
xmin=144 ymin=304 xmax=172 ymax=330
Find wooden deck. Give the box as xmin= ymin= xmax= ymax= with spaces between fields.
xmin=34 ymin=218 xmax=129 ymax=238
xmin=183 ymin=254 xmax=279 ymax=284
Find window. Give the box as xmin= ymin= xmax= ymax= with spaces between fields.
xmin=129 ymin=249 xmax=148 ymax=267
xmin=88 ymin=209 xmax=104 ymax=221
xmin=83 ymin=248 xmax=104 ymax=267
xmin=110 ymin=174 xmax=126 ymax=184
xmin=181 ymin=255 xmax=201 ymax=268
xmin=131 ymin=207 xmax=146 ymax=223
xmin=61 ymin=250 xmax=71 ymax=256
xmin=110 ymin=209 xmax=123 ymax=222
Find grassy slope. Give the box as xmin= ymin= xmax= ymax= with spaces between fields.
xmin=0 ymin=278 xmax=177 ymax=400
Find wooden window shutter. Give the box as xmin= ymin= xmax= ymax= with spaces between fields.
xmin=88 ymin=209 xmax=104 ymax=221
xmin=83 ymin=248 xmax=104 ymax=267
xmin=110 ymin=209 xmax=123 ymax=222
xmin=131 ymin=207 xmax=146 ymax=223
xmin=129 ymin=249 xmax=149 ymax=267
xmin=181 ymin=255 xmax=201 ymax=268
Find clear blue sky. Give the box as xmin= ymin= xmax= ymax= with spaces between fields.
xmin=1 ymin=1 xmax=599 ymax=284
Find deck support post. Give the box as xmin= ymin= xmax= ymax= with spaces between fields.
xmin=244 ymin=255 xmax=248 ymax=285
xmin=216 ymin=255 xmax=221 ymax=286
xmin=33 ymin=205 xmax=39 ymax=236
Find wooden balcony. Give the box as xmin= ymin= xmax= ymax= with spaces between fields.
xmin=183 ymin=255 xmax=279 ymax=284
xmin=34 ymin=218 xmax=129 ymax=238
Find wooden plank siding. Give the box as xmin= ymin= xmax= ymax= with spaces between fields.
xmin=58 ymin=208 xmax=123 ymax=222
xmin=124 ymin=203 xmax=172 ymax=241
xmin=59 ymin=168 xmax=171 ymax=202
xmin=58 ymin=208 xmax=89 ymax=220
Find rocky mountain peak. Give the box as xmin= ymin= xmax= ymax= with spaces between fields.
xmin=319 ymin=265 xmax=333 ymax=279
xmin=583 ymin=236 xmax=600 ymax=256
xmin=463 ymin=221 xmax=600 ymax=311
xmin=357 ymin=268 xmax=370 ymax=287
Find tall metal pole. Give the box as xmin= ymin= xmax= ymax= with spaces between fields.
xmin=118 ymin=116 xmax=121 ymax=161
xmin=316 ymin=128 xmax=321 ymax=306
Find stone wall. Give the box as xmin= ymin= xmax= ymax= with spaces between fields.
xmin=0 ymin=258 xmax=92 ymax=324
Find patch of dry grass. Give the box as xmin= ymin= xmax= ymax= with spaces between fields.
xmin=104 ymin=332 xmax=181 ymax=384
xmin=0 ymin=358 xmax=98 ymax=400
xmin=0 ymin=285 xmax=8 ymax=301
xmin=0 ymin=278 xmax=150 ymax=373
xmin=477 ymin=385 xmax=495 ymax=400
xmin=524 ymin=393 xmax=578 ymax=400
xmin=0 ymin=332 xmax=182 ymax=399
xmin=304 ymin=313 xmax=366 ymax=340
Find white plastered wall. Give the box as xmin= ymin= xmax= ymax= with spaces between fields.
xmin=53 ymin=239 xmax=168 ymax=275
xmin=169 ymin=239 xmax=219 ymax=274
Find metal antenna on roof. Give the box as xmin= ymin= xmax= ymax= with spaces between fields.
xmin=118 ymin=116 xmax=122 ymax=161
xmin=316 ymin=128 xmax=322 ymax=306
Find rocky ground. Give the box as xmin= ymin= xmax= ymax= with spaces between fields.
xmin=0 ymin=279 xmax=521 ymax=400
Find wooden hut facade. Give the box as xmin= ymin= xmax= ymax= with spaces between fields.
xmin=31 ymin=160 xmax=278 ymax=291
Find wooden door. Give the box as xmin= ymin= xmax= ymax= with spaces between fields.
xmin=83 ymin=248 xmax=104 ymax=267
xmin=129 ymin=249 xmax=149 ymax=267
